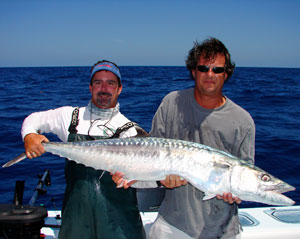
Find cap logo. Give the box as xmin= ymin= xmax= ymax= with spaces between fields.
xmin=95 ymin=64 xmax=112 ymax=69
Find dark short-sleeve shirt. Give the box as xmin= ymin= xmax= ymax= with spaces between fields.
xmin=150 ymin=88 xmax=255 ymax=239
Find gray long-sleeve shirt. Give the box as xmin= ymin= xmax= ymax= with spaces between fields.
xmin=150 ymin=88 xmax=255 ymax=239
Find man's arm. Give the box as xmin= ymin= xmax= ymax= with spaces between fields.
xmin=21 ymin=107 xmax=73 ymax=143
xmin=21 ymin=106 xmax=75 ymax=160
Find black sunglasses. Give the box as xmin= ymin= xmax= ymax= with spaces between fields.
xmin=197 ymin=65 xmax=225 ymax=74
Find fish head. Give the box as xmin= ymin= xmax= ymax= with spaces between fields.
xmin=230 ymin=164 xmax=295 ymax=205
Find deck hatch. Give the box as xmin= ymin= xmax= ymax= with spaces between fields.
xmin=239 ymin=212 xmax=260 ymax=227
xmin=264 ymin=208 xmax=300 ymax=224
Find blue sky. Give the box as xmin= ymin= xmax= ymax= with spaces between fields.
xmin=1 ymin=0 xmax=299 ymax=67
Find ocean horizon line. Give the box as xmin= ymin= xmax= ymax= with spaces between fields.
xmin=0 ymin=65 xmax=299 ymax=69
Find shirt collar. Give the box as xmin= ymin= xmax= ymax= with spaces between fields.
xmin=87 ymin=100 xmax=120 ymax=120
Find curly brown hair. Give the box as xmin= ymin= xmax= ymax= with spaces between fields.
xmin=186 ymin=37 xmax=235 ymax=81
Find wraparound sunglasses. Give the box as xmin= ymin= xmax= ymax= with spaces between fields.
xmin=197 ymin=65 xmax=225 ymax=74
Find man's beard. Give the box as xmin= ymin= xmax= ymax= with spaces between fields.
xmin=96 ymin=92 xmax=112 ymax=108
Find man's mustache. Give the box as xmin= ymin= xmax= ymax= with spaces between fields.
xmin=97 ymin=92 xmax=112 ymax=97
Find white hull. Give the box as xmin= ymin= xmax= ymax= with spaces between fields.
xmin=42 ymin=205 xmax=300 ymax=239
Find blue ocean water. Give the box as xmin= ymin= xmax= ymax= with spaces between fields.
xmin=0 ymin=66 xmax=299 ymax=209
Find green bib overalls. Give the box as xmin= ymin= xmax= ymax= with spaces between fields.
xmin=58 ymin=108 xmax=145 ymax=239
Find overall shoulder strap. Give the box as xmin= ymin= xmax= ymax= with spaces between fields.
xmin=110 ymin=122 xmax=149 ymax=138
xmin=110 ymin=122 xmax=135 ymax=138
xmin=68 ymin=107 xmax=80 ymax=134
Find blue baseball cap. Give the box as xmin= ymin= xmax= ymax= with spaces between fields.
xmin=90 ymin=61 xmax=121 ymax=85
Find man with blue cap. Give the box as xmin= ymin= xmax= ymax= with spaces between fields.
xmin=21 ymin=60 xmax=146 ymax=238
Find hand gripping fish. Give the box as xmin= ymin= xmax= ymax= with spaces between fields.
xmin=3 ymin=137 xmax=295 ymax=206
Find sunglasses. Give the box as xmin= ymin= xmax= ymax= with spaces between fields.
xmin=197 ymin=65 xmax=225 ymax=74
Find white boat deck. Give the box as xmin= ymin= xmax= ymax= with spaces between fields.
xmin=42 ymin=205 xmax=300 ymax=238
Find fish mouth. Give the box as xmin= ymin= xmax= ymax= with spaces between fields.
xmin=267 ymin=183 xmax=296 ymax=194
xmin=262 ymin=183 xmax=296 ymax=205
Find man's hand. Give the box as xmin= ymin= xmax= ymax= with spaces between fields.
xmin=111 ymin=171 xmax=137 ymax=189
xmin=160 ymin=175 xmax=187 ymax=188
xmin=24 ymin=133 xmax=49 ymax=159
xmin=216 ymin=192 xmax=242 ymax=204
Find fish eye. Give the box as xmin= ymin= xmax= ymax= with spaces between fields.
xmin=261 ymin=174 xmax=271 ymax=182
